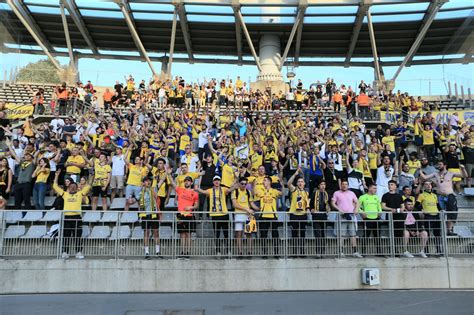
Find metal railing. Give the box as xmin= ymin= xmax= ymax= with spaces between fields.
xmin=0 ymin=210 xmax=473 ymax=260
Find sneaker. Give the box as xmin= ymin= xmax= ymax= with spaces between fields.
xmin=419 ymin=251 xmax=428 ymax=258
xmin=75 ymin=252 xmax=85 ymax=259
xmin=145 ymin=253 xmax=151 ymax=260
xmin=61 ymin=252 xmax=69 ymax=259
xmin=353 ymin=252 xmax=363 ymax=258
xmin=403 ymin=251 xmax=414 ymax=258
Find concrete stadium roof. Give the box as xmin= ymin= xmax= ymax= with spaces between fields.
xmin=1 ymin=0 xmax=473 ymax=67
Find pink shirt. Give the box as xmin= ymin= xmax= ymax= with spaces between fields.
xmin=332 ymin=190 xmax=358 ymax=213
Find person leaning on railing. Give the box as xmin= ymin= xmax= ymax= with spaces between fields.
xmin=53 ymin=169 xmax=91 ymax=260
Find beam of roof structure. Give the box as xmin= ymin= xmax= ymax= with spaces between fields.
xmin=391 ymin=0 xmax=446 ymax=81
xmin=168 ymin=8 xmax=178 ymax=75
xmin=5 ymin=0 xmax=61 ymax=70
xmin=406 ymin=0 xmax=448 ymax=67
xmin=441 ymin=9 xmax=474 ymax=56
xmin=232 ymin=0 xmax=243 ymax=66
xmin=6 ymin=46 xmax=472 ymax=67
xmin=344 ymin=0 xmax=371 ymax=68
xmin=233 ymin=7 xmax=262 ymax=72
xmin=125 ymin=0 xmax=430 ymax=6
xmin=62 ymin=0 xmax=99 ymax=55
xmin=174 ymin=2 xmax=194 ymax=63
xmin=461 ymin=33 xmax=474 ymax=64
xmin=280 ymin=5 xmax=306 ymax=71
xmin=59 ymin=2 xmax=75 ymax=70
xmin=118 ymin=0 xmax=157 ymax=76
xmin=118 ymin=0 xmax=145 ymax=59
xmin=366 ymin=9 xmax=382 ymax=82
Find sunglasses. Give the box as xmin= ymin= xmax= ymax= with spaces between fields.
xmin=239 ymin=182 xmax=247 ymax=185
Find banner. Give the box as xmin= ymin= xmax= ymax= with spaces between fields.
xmin=5 ymin=103 xmax=34 ymax=119
xmin=379 ymin=110 xmax=474 ymax=126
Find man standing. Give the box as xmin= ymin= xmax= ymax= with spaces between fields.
xmin=381 ymin=180 xmax=405 ymax=244
xmin=53 ymin=170 xmax=90 ymax=259
xmin=110 ymin=147 xmax=126 ymax=201
xmin=331 ymin=179 xmax=362 ymax=258
xmin=195 ymin=175 xmax=236 ymax=256
xmin=420 ymin=160 xmax=467 ymax=235
xmin=168 ymin=170 xmax=199 ymax=258
xmin=416 ymin=181 xmax=442 ymax=255
xmin=7 ymin=139 xmax=34 ymax=210
xmin=139 ymin=176 xmax=163 ymax=259
xmin=359 ymin=184 xmax=382 ymax=255
xmin=376 ymin=156 xmax=395 ymax=200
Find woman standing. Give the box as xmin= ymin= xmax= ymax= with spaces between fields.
xmin=0 ymin=157 xmax=13 ymax=209
xmin=32 ymin=158 xmax=51 ymax=210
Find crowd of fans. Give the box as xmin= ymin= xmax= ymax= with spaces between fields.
xmin=0 ymin=74 xmax=473 ymax=260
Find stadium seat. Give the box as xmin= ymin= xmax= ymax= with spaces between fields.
xmin=464 ymin=188 xmax=474 ymax=196
xmin=100 ymin=211 xmax=119 ymax=223
xmin=120 ymin=212 xmax=138 ymax=223
xmin=110 ymin=198 xmax=126 ymax=209
xmin=4 ymin=225 xmax=26 ymax=239
xmin=44 ymin=197 xmax=56 ymax=208
xmin=131 ymin=226 xmax=144 ymax=240
xmin=21 ymin=211 xmax=43 ymax=222
xmin=5 ymin=211 xmax=23 ymax=224
xmin=109 ymin=225 xmax=131 ymax=240
xmin=453 ymin=225 xmax=473 ymax=238
xmin=22 ymin=225 xmax=47 ymax=238
xmin=88 ymin=226 xmax=111 ymax=239
xmin=82 ymin=211 xmax=102 ymax=223
xmin=82 ymin=225 xmax=91 ymax=238
xmin=40 ymin=210 xmax=61 ymax=222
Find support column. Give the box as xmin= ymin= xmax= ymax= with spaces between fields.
xmin=160 ymin=60 xmax=169 ymax=80
xmin=257 ymin=34 xmax=283 ymax=82
xmin=168 ymin=8 xmax=178 ymax=78
xmin=367 ymin=10 xmax=381 ymax=83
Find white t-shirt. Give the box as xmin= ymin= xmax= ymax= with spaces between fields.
xmin=376 ymin=165 xmax=394 ymax=188
xmin=50 ymin=118 xmax=65 ymax=133
xmin=111 ymin=155 xmax=126 ymax=176
xmin=43 ymin=151 xmax=57 ymax=171
xmin=181 ymin=154 xmax=200 ymax=173
xmin=198 ymin=132 xmax=208 ymax=149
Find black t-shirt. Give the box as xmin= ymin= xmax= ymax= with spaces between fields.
xmin=324 ymin=168 xmax=341 ymax=193
xmin=462 ymin=146 xmax=474 ymax=164
xmin=0 ymin=118 xmax=9 ymax=141
xmin=445 ymin=151 xmax=459 ymax=168
xmin=382 ymin=192 xmax=403 ymax=209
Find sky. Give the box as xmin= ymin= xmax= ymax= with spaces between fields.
xmin=0 ymin=0 xmax=473 ymax=96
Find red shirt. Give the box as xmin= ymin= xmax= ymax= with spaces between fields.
xmin=175 ymin=187 xmax=198 ymax=216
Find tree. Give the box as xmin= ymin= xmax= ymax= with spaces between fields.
xmin=16 ymin=59 xmax=64 ymax=84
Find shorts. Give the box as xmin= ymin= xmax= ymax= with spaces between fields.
xmin=466 ymin=164 xmax=474 ymax=177
xmin=439 ymin=194 xmax=458 ymax=221
xmin=141 ymin=214 xmax=160 ymax=230
xmin=92 ymin=186 xmax=107 ymax=197
xmin=110 ymin=175 xmax=124 ymax=189
xmin=414 ymin=136 xmax=423 ymax=146
xmin=125 ymin=185 xmax=142 ymax=200
xmin=336 ymin=215 xmax=357 ymax=237
xmin=234 ymin=213 xmax=248 ymax=232
xmin=448 ymin=168 xmax=461 ymax=182
xmin=177 ymin=214 xmax=195 ymax=233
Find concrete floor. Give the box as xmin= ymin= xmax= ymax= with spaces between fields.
xmin=1 ymin=291 xmax=473 ymax=315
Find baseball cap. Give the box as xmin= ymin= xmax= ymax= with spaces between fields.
xmin=184 ymin=176 xmax=194 ymax=182
xmin=213 ymin=175 xmax=221 ymax=181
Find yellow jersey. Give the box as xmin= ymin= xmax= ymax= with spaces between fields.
xmin=289 ymin=188 xmax=309 ymax=215
xmin=231 ymin=188 xmax=254 ymax=214
xmin=66 ymin=155 xmax=85 ymax=174
xmin=208 ymin=187 xmax=229 ymax=217
xmin=93 ymin=163 xmax=111 ymax=187
xmin=417 ymin=192 xmax=438 ymax=214
xmin=256 ymin=188 xmax=281 ymax=219
xmin=53 ymin=182 xmax=91 ymax=216
xmin=127 ymin=164 xmax=148 ymax=186
xmin=36 ymin=169 xmax=50 ymax=183
xmin=176 ymin=172 xmax=200 ymax=188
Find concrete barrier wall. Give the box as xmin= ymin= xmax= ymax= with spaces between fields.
xmin=0 ymin=258 xmax=472 ymax=294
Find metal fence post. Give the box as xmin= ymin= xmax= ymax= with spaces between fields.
xmin=57 ymin=212 xmax=64 ymax=259
xmin=388 ymin=213 xmax=395 ymax=258
xmin=172 ymin=213 xmax=176 ymax=259
xmin=283 ymin=212 xmax=288 ymax=259
xmin=336 ymin=213 xmax=342 ymax=258
xmin=114 ymin=211 xmax=120 ymax=260
xmin=440 ymin=211 xmax=448 ymax=257
xmin=0 ymin=211 xmax=5 ymax=256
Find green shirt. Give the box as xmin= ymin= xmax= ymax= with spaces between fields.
xmin=358 ymin=194 xmax=382 ymax=219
